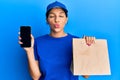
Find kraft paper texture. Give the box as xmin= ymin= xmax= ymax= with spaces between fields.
xmin=72 ymin=38 xmax=111 ymax=75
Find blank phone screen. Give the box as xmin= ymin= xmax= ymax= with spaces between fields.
xmin=20 ymin=26 xmax=31 ymax=47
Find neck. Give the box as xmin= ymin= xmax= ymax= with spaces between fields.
xmin=50 ymin=31 xmax=67 ymax=38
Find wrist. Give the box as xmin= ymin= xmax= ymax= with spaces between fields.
xmin=25 ymin=48 xmax=34 ymax=54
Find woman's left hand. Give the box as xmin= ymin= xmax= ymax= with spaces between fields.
xmin=82 ymin=36 xmax=96 ymax=79
xmin=84 ymin=36 xmax=95 ymax=46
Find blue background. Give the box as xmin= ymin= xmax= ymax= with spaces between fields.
xmin=0 ymin=0 xmax=120 ymax=80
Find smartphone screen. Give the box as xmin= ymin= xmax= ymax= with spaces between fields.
xmin=20 ymin=26 xmax=31 ymax=47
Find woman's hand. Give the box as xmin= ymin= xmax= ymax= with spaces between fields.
xmin=18 ymin=33 xmax=34 ymax=53
xmin=84 ymin=36 xmax=95 ymax=46
xmin=82 ymin=75 xmax=89 ymax=78
xmin=82 ymin=36 xmax=96 ymax=79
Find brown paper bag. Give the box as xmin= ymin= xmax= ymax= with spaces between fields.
xmin=72 ymin=38 xmax=111 ymax=75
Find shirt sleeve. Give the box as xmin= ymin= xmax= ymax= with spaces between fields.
xmin=34 ymin=39 xmax=39 ymax=61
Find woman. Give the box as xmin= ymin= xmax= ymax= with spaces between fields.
xmin=19 ymin=1 xmax=95 ymax=80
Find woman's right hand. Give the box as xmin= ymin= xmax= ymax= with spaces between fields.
xmin=18 ymin=33 xmax=34 ymax=53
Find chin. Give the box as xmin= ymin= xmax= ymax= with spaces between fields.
xmin=53 ymin=29 xmax=62 ymax=33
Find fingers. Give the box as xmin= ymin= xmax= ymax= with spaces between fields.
xmin=18 ymin=32 xmax=23 ymax=45
xmin=18 ymin=36 xmax=23 ymax=44
xmin=82 ymin=75 xmax=89 ymax=78
xmin=84 ymin=36 xmax=95 ymax=46
xmin=18 ymin=32 xmax=20 ymax=34
xmin=18 ymin=36 xmax=21 ymax=40
xmin=18 ymin=41 xmax=23 ymax=44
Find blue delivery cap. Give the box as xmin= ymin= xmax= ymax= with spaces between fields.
xmin=47 ymin=1 xmax=68 ymax=12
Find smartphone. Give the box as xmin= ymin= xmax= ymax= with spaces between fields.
xmin=20 ymin=26 xmax=31 ymax=47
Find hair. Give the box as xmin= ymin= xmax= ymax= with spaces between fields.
xmin=46 ymin=8 xmax=68 ymax=19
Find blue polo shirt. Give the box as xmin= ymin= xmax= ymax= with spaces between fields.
xmin=34 ymin=33 xmax=78 ymax=80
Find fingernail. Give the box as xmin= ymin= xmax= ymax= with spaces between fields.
xmin=87 ymin=44 xmax=91 ymax=46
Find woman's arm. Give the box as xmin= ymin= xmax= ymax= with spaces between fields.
xmin=26 ymin=48 xmax=41 ymax=80
xmin=19 ymin=34 xmax=41 ymax=80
